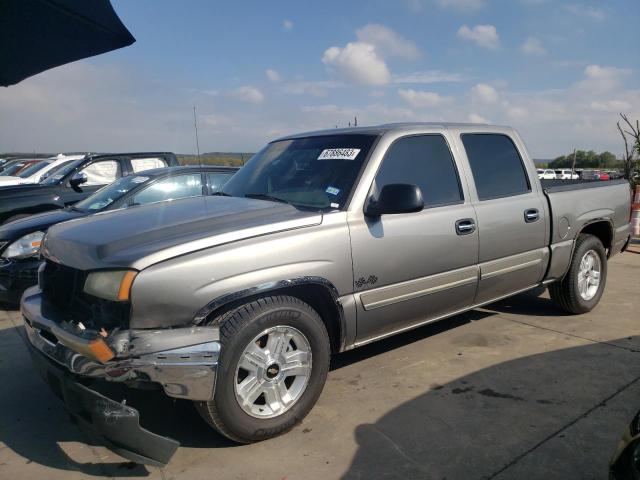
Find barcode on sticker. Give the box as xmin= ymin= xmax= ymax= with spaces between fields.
xmin=317 ymin=148 xmax=361 ymax=161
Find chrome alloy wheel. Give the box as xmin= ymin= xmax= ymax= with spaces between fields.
xmin=234 ymin=325 xmax=312 ymax=418
xmin=578 ymin=250 xmax=601 ymax=301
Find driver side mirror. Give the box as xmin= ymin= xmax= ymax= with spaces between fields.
xmin=365 ymin=183 xmax=424 ymax=217
xmin=69 ymin=172 xmax=88 ymax=188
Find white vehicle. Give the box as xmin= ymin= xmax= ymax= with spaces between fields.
xmin=0 ymin=154 xmax=85 ymax=186
xmin=555 ymin=169 xmax=579 ymax=180
xmin=537 ymin=168 xmax=556 ymax=180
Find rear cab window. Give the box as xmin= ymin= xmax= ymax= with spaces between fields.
xmin=131 ymin=157 xmax=168 ymax=173
xmin=207 ymin=172 xmax=234 ymax=193
xmin=461 ymin=133 xmax=530 ymax=200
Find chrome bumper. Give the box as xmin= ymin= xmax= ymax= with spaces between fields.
xmin=21 ymin=287 xmax=220 ymax=401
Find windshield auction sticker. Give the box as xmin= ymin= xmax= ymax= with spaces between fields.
xmin=317 ymin=148 xmax=361 ymax=161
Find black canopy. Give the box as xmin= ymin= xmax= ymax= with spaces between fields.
xmin=0 ymin=0 xmax=135 ymax=86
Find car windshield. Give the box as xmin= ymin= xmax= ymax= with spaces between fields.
xmin=221 ymin=134 xmax=378 ymax=210
xmin=40 ymin=159 xmax=84 ymax=185
xmin=73 ymin=174 xmax=151 ymax=211
xmin=40 ymin=159 xmax=75 ymax=181
xmin=16 ymin=161 xmax=51 ymax=178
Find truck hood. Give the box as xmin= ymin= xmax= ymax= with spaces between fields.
xmin=43 ymin=196 xmax=323 ymax=270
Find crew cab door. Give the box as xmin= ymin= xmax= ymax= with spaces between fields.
xmin=456 ymin=132 xmax=548 ymax=304
xmin=348 ymin=133 xmax=479 ymax=343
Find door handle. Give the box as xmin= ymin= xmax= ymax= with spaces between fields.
xmin=524 ymin=208 xmax=539 ymax=223
xmin=455 ymin=218 xmax=476 ymax=235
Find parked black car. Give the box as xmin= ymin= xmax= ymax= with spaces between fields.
xmin=0 ymin=152 xmax=179 ymax=224
xmin=0 ymin=164 xmax=238 ymax=304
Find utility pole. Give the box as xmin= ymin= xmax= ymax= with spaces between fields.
xmin=193 ymin=106 xmax=200 ymax=160
xmin=354 ymin=116 xmax=358 ymax=127
xmin=571 ymin=148 xmax=577 ymax=177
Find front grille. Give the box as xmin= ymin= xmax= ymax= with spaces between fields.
xmin=40 ymin=260 xmax=130 ymax=331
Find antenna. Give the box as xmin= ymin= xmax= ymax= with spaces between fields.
xmin=193 ymin=106 xmax=201 ymax=166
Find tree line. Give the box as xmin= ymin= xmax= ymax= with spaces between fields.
xmin=548 ymin=150 xmax=619 ymax=169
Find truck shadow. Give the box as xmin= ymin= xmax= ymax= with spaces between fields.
xmin=480 ymin=286 xmax=569 ymax=318
xmin=341 ymin=337 xmax=640 ymax=480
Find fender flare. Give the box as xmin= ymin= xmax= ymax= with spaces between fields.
xmin=192 ymin=276 xmax=347 ymax=351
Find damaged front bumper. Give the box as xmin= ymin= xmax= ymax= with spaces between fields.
xmin=28 ymin=344 xmax=180 ymax=467
xmin=21 ymin=287 xmax=221 ymax=466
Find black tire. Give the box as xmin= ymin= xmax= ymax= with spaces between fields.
xmin=195 ymin=295 xmax=330 ymax=443
xmin=549 ymin=233 xmax=607 ymax=314
xmin=3 ymin=214 xmax=30 ymax=225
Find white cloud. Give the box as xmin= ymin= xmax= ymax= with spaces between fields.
xmin=471 ymin=83 xmax=499 ymax=104
xmin=398 ymin=89 xmax=453 ymax=108
xmin=521 ymin=37 xmax=545 ymax=55
xmin=265 ymin=69 xmax=281 ymax=83
xmin=506 ymin=106 xmax=528 ymax=119
xmin=283 ymin=19 xmax=293 ymax=30
xmin=393 ymin=70 xmax=464 ymax=84
xmin=467 ymin=113 xmax=490 ymax=123
xmin=589 ymin=100 xmax=632 ymax=112
xmin=457 ymin=24 xmax=500 ymax=49
xmin=577 ymin=64 xmax=631 ymax=92
xmin=322 ymin=42 xmax=391 ymax=86
xmin=229 ymin=85 xmax=265 ymax=103
xmin=355 ymin=24 xmax=421 ymax=60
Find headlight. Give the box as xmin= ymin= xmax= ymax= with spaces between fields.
xmin=1 ymin=231 xmax=45 ymax=259
xmin=84 ymin=270 xmax=137 ymax=301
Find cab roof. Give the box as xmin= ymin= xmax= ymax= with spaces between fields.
xmin=275 ymin=122 xmax=515 ymax=141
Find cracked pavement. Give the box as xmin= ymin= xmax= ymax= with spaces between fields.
xmin=1 ymin=248 xmax=639 ymax=479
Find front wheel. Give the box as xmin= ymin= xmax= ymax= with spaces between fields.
xmin=196 ymin=295 xmax=330 ymax=443
xmin=549 ymin=233 xmax=607 ymax=314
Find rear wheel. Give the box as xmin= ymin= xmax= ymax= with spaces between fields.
xmin=196 ymin=295 xmax=330 ymax=443
xmin=549 ymin=233 xmax=607 ymax=314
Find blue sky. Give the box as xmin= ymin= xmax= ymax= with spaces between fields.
xmin=1 ymin=0 xmax=638 ymax=158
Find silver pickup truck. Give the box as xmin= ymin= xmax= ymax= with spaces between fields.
xmin=22 ymin=123 xmax=632 ymax=465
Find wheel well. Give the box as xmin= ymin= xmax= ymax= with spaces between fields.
xmin=580 ymin=221 xmax=613 ymax=254
xmin=205 ymin=283 xmax=343 ymax=354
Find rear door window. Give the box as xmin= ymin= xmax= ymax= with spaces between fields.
xmin=131 ymin=157 xmax=168 ymax=173
xmin=373 ymin=134 xmax=463 ymax=208
xmin=461 ymin=134 xmax=530 ymax=200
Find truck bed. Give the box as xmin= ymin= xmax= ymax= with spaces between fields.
xmin=541 ymin=178 xmax=628 ymax=193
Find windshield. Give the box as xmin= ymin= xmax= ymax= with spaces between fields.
xmin=221 ymin=134 xmax=378 ymax=210
xmin=73 ymin=174 xmax=151 ymax=211
xmin=39 ymin=159 xmax=75 ymax=181
xmin=40 ymin=159 xmax=84 ymax=185
xmin=16 ymin=161 xmax=51 ymax=178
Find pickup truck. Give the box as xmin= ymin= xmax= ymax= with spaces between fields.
xmin=0 ymin=152 xmax=179 ymax=224
xmin=22 ymin=123 xmax=632 ymax=466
